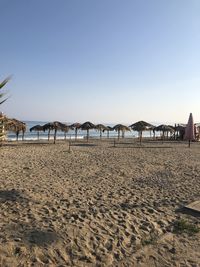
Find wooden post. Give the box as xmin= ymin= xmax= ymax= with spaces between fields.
xmin=0 ymin=116 xmax=6 ymax=146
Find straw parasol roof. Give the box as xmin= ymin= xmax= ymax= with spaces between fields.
xmin=113 ymin=124 xmax=130 ymax=139
xmin=96 ymin=124 xmax=107 ymax=139
xmin=70 ymin=123 xmax=81 ymax=129
xmin=60 ymin=123 xmax=70 ymax=140
xmin=129 ymin=121 xmax=154 ymax=143
xmin=30 ymin=125 xmax=44 ymax=140
xmin=30 ymin=125 xmax=44 ymax=132
xmin=43 ymin=121 xmax=64 ymax=143
xmin=153 ymin=124 xmax=175 ymax=140
xmin=103 ymin=126 xmax=114 ymax=138
xmin=80 ymin=121 xmax=96 ymax=141
xmin=5 ymin=118 xmax=26 ymax=141
xmin=129 ymin=120 xmax=154 ymax=131
xmin=70 ymin=123 xmax=81 ymax=139
xmin=153 ymin=124 xmax=174 ymax=132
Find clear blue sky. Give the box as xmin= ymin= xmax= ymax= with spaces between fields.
xmin=1 ymin=0 xmax=200 ymax=124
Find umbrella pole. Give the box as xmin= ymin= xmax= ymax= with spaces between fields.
xmin=140 ymin=131 xmax=142 ymax=145
xmin=54 ymin=129 xmax=57 ymax=144
xmin=87 ymin=129 xmax=89 ymax=142
xmin=37 ymin=131 xmax=39 ymax=140
xmin=16 ymin=131 xmax=19 ymax=141
xmin=68 ymin=139 xmax=71 ymax=152
xmin=75 ymin=128 xmax=77 ymax=140
xmin=48 ymin=129 xmax=50 ymax=141
xmin=22 ymin=130 xmax=25 ymax=141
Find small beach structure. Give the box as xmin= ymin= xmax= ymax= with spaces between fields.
xmin=153 ymin=124 xmax=174 ymax=140
xmin=43 ymin=121 xmax=65 ymax=144
xmin=30 ymin=125 xmax=44 ymax=140
xmin=184 ymin=113 xmax=195 ymax=147
xmin=95 ymin=124 xmax=107 ymax=139
xmin=5 ymin=118 xmax=26 ymax=141
xmin=129 ymin=120 xmax=154 ymax=144
xmin=174 ymin=124 xmax=186 ymax=140
xmin=70 ymin=123 xmax=81 ymax=139
xmin=113 ymin=124 xmax=130 ymax=139
xmin=60 ymin=123 xmax=70 ymax=140
xmin=103 ymin=126 xmax=114 ymax=138
xmin=80 ymin=121 xmax=96 ymax=141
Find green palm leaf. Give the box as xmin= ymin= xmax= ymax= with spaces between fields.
xmin=0 ymin=76 xmax=11 ymax=105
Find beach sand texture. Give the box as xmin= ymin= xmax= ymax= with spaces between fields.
xmin=0 ymin=139 xmax=200 ymax=266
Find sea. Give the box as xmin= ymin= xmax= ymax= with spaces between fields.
xmin=7 ymin=121 xmax=161 ymax=141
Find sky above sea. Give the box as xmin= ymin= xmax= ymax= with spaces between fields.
xmin=1 ymin=0 xmax=200 ymax=124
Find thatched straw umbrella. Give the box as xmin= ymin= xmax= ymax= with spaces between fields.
xmin=103 ymin=126 xmax=114 ymax=138
xmin=80 ymin=121 xmax=96 ymax=141
xmin=43 ymin=121 xmax=64 ymax=144
xmin=174 ymin=124 xmax=186 ymax=140
xmin=113 ymin=124 xmax=130 ymax=139
xmin=129 ymin=121 xmax=154 ymax=144
xmin=60 ymin=123 xmax=70 ymax=140
xmin=153 ymin=124 xmax=174 ymax=140
xmin=5 ymin=118 xmax=26 ymax=141
xmin=95 ymin=124 xmax=107 ymax=139
xmin=70 ymin=123 xmax=81 ymax=139
xmin=30 ymin=125 xmax=44 ymax=140
xmin=43 ymin=122 xmax=54 ymax=141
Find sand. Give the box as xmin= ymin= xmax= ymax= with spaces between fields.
xmin=0 ymin=138 xmax=200 ymax=266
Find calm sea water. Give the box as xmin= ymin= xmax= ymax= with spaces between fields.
xmin=7 ymin=121 xmax=160 ymax=141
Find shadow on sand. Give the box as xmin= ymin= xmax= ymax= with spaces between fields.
xmin=24 ymin=228 xmax=58 ymax=247
xmin=176 ymin=207 xmax=200 ymax=218
xmin=109 ymin=145 xmax=172 ymax=149
xmin=1 ymin=189 xmax=59 ymax=247
xmin=71 ymin=143 xmax=98 ymax=147
xmin=0 ymin=189 xmax=29 ymax=203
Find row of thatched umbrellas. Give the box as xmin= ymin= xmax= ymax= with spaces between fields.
xmin=29 ymin=120 xmax=183 ymax=144
xmin=1 ymin=118 xmax=185 ymax=143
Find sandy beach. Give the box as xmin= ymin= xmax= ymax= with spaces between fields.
xmin=0 ymin=138 xmax=200 ymax=266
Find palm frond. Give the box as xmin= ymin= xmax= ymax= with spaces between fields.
xmin=0 ymin=76 xmax=11 ymax=105
xmin=0 ymin=76 xmax=11 ymax=89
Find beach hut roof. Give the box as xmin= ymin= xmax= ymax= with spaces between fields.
xmin=43 ymin=121 xmax=65 ymax=131
xmin=30 ymin=125 xmax=44 ymax=132
xmin=113 ymin=124 xmax=130 ymax=131
xmin=5 ymin=118 xmax=26 ymax=132
xmin=95 ymin=124 xmax=107 ymax=131
xmin=129 ymin=120 xmax=154 ymax=131
xmin=154 ymin=124 xmax=174 ymax=132
xmin=80 ymin=121 xmax=96 ymax=130
xmin=70 ymin=122 xmax=81 ymax=129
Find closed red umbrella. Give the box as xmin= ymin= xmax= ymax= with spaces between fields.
xmin=184 ymin=113 xmax=195 ymax=147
